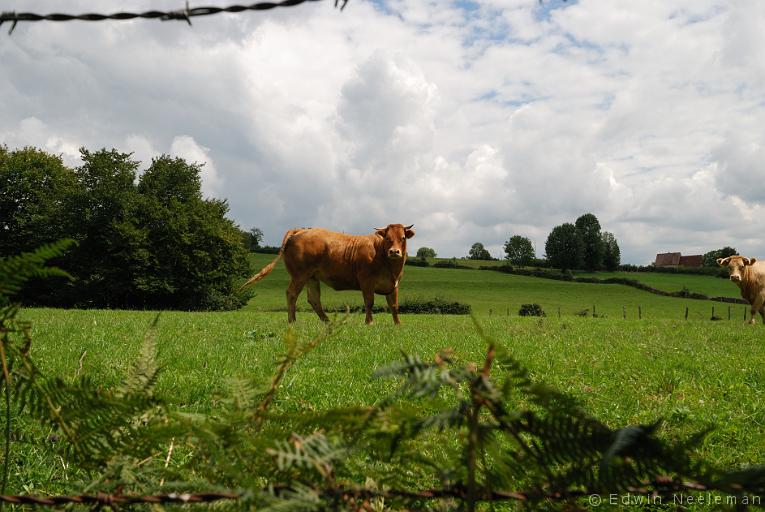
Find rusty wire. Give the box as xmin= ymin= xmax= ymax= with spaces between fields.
xmin=0 ymin=0 xmax=349 ymax=34
xmin=0 ymin=491 xmax=240 ymax=507
xmin=0 ymin=476 xmax=736 ymax=509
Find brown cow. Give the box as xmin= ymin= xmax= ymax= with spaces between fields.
xmin=242 ymin=224 xmax=415 ymax=324
xmin=717 ymin=255 xmax=765 ymax=324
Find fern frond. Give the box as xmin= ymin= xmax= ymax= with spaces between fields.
xmin=0 ymin=240 xmax=74 ymax=304
xmin=268 ymin=432 xmax=345 ymax=480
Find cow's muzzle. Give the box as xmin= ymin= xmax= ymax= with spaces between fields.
xmin=730 ymin=275 xmax=742 ymax=282
xmin=388 ymin=249 xmax=403 ymax=259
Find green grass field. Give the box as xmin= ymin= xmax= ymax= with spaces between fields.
xmin=11 ymin=258 xmax=765 ymax=505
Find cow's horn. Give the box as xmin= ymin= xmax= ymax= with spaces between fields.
xmin=405 ymin=224 xmax=414 ymax=229
xmin=374 ymin=226 xmax=386 ymax=231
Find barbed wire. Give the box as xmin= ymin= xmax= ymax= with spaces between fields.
xmin=0 ymin=477 xmax=739 ymax=509
xmin=0 ymin=491 xmax=240 ymax=507
xmin=0 ymin=0 xmax=348 ymax=35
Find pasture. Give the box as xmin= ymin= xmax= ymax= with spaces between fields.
xmin=12 ymin=257 xmax=765 ymax=507
xmin=245 ymin=254 xmax=744 ymax=319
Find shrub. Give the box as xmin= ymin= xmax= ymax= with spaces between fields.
xmin=519 ymin=303 xmax=545 ymax=317
xmin=433 ymin=259 xmax=472 ymax=269
xmin=399 ymin=297 xmax=471 ymax=314
xmin=324 ymin=297 xmax=471 ymax=315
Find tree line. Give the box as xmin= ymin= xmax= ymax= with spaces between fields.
xmin=418 ymin=213 xmax=621 ymax=271
xmin=0 ymin=146 xmax=251 ymax=310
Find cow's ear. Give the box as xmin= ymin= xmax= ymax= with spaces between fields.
xmin=717 ymin=257 xmax=730 ymax=266
xmin=404 ymin=227 xmax=415 ymax=239
xmin=745 ymin=257 xmax=756 ymax=265
xmin=374 ymin=227 xmax=386 ymax=238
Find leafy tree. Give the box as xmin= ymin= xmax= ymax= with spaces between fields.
xmin=247 ymin=227 xmax=265 ymax=250
xmin=468 ymin=242 xmax=492 ymax=260
xmin=601 ymin=231 xmax=621 ymax=271
xmin=136 ymin=155 xmax=251 ymax=310
xmin=0 ymin=146 xmax=80 ymax=256
xmin=575 ymin=213 xmax=603 ymax=271
xmin=703 ymin=246 xmax=737 ymax=267
xmin=503 ymin=235 xmax=535 ymax=266
xmin=1 ymin=146 xmax=251 ymax=310
xmin=67 ymin=148 xmax=145 ymax=307
xmin=416 ymin=247 xmax=437 ymax=260
xmin=545 ymin=223 xmax=583 ymax=271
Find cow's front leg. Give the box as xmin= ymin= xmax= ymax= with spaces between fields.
xmin=750 ymin=296 xmax=764 ymax=325
xmin=361 ymin=287 xmax=375 ymax=325
xmin=755 ymin=295 xmax=765 ymax=325
xmin=386 ymin=287 xmax=400 ymax=325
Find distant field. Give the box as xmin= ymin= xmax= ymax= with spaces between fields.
xmin=245 ymin=254 xmax=745 ymax=320
xmin=575 ymin=270 xmax=737 ymax=299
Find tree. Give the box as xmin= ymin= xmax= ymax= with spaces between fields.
xmin=504 ymin=235 xmax=535 ymax=266
xmin=545 ymin=223 xmax=583 ymax=271
xmin=136 ymin=155 xmax=251 ymax=310
xmin=574 ymin=213 xmax=603 ymax=271
xmin=243 ymin=227 xmax=264 ymax=251
xmin=0 ymin=146 xmax=80 ymax=256
xmin=67 ymin=147 xmax=145 ymax=307
xmin=702 ymin=246 xmax=737 ymax=267
xmin=416 ymin=247 xmax=437 ymax=260
xmin=0 ymin=146 xmax=251 ymax=310
xmin=601 ymin=231 xmax=620 ymax=271
xmin=468 ymin=242 xmax=492 ymax=260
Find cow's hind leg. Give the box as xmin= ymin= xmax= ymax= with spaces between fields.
xmin=286 ymin=277 xmax=307 ymax=323
xmin=306 ymin=278 xmax=329 ymax=323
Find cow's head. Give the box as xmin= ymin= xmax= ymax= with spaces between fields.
xmin=375 ymin=224 xmax=415 ymax=260
xmin=717 ymin=255 xmax=757 ymax=283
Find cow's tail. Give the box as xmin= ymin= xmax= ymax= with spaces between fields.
xmin=239 ymin=228 xmax=307 ymax=290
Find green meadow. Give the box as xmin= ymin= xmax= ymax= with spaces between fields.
xmin=244 ymin=254 xmax=744 ymax=319
xmin=13 ymin=255 xmax=765 ymax=504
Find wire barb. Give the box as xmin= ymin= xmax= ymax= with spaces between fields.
xmin=0 ymin=0 xmax=336 ymax=34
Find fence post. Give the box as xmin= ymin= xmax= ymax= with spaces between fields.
xmin=623 ymin=305 xmax=626 ymax=320
xmin=593 ymin=305 xmax=596 ymax=317
xmin=684 ymin=306 xmax=688 ymax=320
xmin=728 ymin=305 xmax=731 ymax=321
xmin=638 ymin=306 xmax=642 ymax=320
xmin=558 ymin=306 xmax=561 ymax=319
xmin=489 ymin=308 xmax=492 ymax=316
xmin=712 ymin=305 xmax=715 ymax=319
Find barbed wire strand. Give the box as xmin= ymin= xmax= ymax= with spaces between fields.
xmin=0 ymin=491 xmax=240 ymax=507
xmin=0 ymin=477 xmax=739 ymax=508
xmin=0 ymin=0 xmax=348 ymax=35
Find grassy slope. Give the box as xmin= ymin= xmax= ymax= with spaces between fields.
xmin=244 ymin=254 xmax=745 ymax=320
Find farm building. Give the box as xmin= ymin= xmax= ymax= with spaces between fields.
xmin=654 ymin=252 xmax=702 ymax=267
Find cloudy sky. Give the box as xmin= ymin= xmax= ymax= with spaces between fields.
xmin=2 ymin=0 xmax=765 ymax=264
